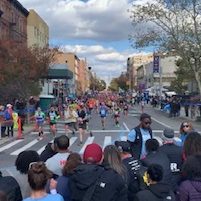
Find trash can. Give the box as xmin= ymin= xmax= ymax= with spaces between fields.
xmin=39 ymin=95 xmax=55 ymax=112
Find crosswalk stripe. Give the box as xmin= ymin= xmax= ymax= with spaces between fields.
xmin=79 ymin=136 xmax=94 ymax=154
xmin=0 ymin=140 xmax=24 ymax=152
xmin=37 ymin=140 xmax=54 ymax=155
xmin=11 ymin=139 xmax=39 ymax=155
xmin=69 ymin=137 xmax=78 ymax=147
xmin=103 ymin=136 xmax=112 ymax=149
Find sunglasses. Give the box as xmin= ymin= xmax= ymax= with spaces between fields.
xmin=144 ymin=121 xmax=152 ymax=125
xmin=183 ymin=125 xmax=189 ymax=128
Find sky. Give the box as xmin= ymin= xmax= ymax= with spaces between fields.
xmin=18 ymin=0 xmax=152 ymax=84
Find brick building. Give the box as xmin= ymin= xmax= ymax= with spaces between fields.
xmin=0 ymin=0 xmax=29 ymax=44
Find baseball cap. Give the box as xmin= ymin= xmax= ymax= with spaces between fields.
xmin=162 ymin=128 xmax=174 ymax=140
xmin=83 ymin=143 xmax=102 ymax=164
xmin=115 ymin=141 xmax=131 ymax=153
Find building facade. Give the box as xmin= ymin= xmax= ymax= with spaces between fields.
xmin=0 ymin=0 xmax=29 ymax=44
xmin=27 ymin=9 xmax=49 ymax=48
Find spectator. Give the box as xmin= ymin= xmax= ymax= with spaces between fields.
xmin=4 ymin=104 xmax=14 ymax=137
xmin=40 ymin=137 xmax=58 ymax=162
xmin=23 ymin=161 xmax=64 ymax=201
xmin=141 ymin=139 xmax=174 ymax=189
xmin=0 ymin=171 xmax=22 ymax=201
xmin=134 ymin=164 xmax=175 ymax=201
xmin=69 ymin=143 xmax=128 ymax=201
xmin=178 ymin=121 xmax=193 ymax=146
xmin=127 ymin=113 xmax=153 ymax=159
xmin=15 ymin=150 xmax=40 ymax=199
xmin=177 ymin=155 xmax=201 ymax=201
xmin=46 ymin=135 xmax=70 ymax=176
xmin=159 ymin=128 xmax=183 ymax=190
xmin=182 ymin=131 xmax=201 ymax=160
xmin=115 ymin=141 xmax=142 ymax=201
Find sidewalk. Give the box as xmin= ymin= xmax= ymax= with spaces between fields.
xmin=0 ymin=124 xmax=34 ymax=146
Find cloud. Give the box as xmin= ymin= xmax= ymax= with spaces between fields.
xmin=19 ymin=0 xmax=133 ymax=42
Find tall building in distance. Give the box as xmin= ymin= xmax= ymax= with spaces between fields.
xmin=0 ymin=0 xmax=29 ymax=44
xmin=27 ymin=9 xmax=49 ymax=48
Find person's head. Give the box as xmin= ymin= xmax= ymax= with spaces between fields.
xmin=62 ymin=153 xmax=82 ymax=176
xmin=37 ymin=107 xmax=41 ymax=112
xmin=145 ymin=139 xmax=159 ymax=153
xmin=50 ymin=106 xmax=54 ymax=112
xmin=182 ymin=155 xmax=201 ymax=180
xmin=28 ymin=161 xmax=52 ymax=191
xmin=147 ymin=164 xmax=163 ymax=184
xmin=180 ymin=121 xmax=193 ymax=134
xmin=103 ymin=145 xmax=126 ymax=177
xmin=15 ymin=150 xmax=40 ymax=174
xmin=0 ymin=191 xmax=7 ymax=201
xmin=183 ymin=131 xmax=201 ymax=159
xmin=140 ymin=113 xmax=152 ymax=129
xmin=83 ymin=143 xmax=103 ymax=164
xmin=162 ymin=128 xmax=174 ymax=143
xmin=56 ymin=135 xmax=70 ymax=152
xmin=114 ymin=141 xmax=131 ymax=157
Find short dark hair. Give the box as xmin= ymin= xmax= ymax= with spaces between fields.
xmin=147 ymin=164 xmax=163 ymax=182
xmin=28 ymin=162 xmax=52 ymax=191
xmin=145 ymin=139 xmax=159 ymax=153
xmin=56 ymin=135 xmax=69 ymax=151
xmin=140 ymin=113 xmax=151 ymax=121
xmin=15 ymin=150 xmax=40 ymax=174
xmin=183 ymin=132 xmax=201 ymax=158
xmin=182 ymin=155 xmax=201 ymax=179
xmin=0 ymin=191 xmax=7 ymax=201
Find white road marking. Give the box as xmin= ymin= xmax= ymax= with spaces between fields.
xmin=151 ymin=117 xmax=172 ymax=128
xmin=79 ymin=136 xmax=95 ymax=154
xmin=37 ymin=140 xmax=53 ymax=154
xmin=0 ymin=140 xmax=24 ymax=152
xmin=103 ymin=136 xmax=112 ymax=149
xmin=69 ymin=137 xmax=78 ymax=147
xmin=120 ymin=136 xmax=127 ymax=141
xmin=11 ymin=139 xmax=38 ymax=155
xmin=123 ymin=122 xmax=130 ymax=131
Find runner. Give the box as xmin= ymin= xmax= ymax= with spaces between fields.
xmin=34 ymin=107 xmax=45 ymax=140
xmin=113 ymin=105 xmax=121 ymax=127
xmin=48 ymin=106 xmax=59 ymax=138
xmin=123 ymin=102 xmax=129 ymax=116
xmin=99 ymin=102 xmax=107 ymax=130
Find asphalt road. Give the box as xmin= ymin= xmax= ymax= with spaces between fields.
xmin=0 ymin=104 xmax=201 ymax=173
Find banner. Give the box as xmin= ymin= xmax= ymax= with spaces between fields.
xmin=153 ymin=55 xmax=160 ymax=73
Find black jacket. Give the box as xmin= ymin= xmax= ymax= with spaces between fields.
xmin=141 ymin=151 xmax=173 ymax=189
xmin=40 ymin=143 xmax=57 ymax=162
xmin=69 ymin=163 xmax=128 ymax=201
xmin=0 ymin=174 xmax=22 ymax=201
xmin=134 ymin=183 xmax=175 ymax=201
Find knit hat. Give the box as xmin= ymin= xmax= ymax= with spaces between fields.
xmin=115 ymin=141 xmax=131 ymax=153
xmin=163 ymin=128 xmax=174 ymax=141
xmin=83 ymin=143 xmax=102 ymax=164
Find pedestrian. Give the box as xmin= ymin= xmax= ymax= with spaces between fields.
xmin=115 ymin=141 xmax=142 ymax=201
xmin=113 ymin=104 xmax=121 ymax=127
xmin=182 ymin=131 xmax=201 ymax=161
xmin=23 ymin=161 xmax=64 ymax=201
xmin=178 ymin=121 xmax=193 ymax=146
xmin=127 ymin=113 xmax=152 ymax=159
xmin=177 ymin=155 xmax=201 ymax=201
xmin=48 ymin=106 xmax=59 ymax=138
xmin=99 ymin=102 xmax=107 ymax=130
xmin=15 ymin=150 xmax=40 ymax=199
xmin=45 ymin=135 xmax=70 ymax=176
xmin=133 ymin=164 xmax=175 ymax=201
xmin=159 ymin=128 xmax=183 ymax=191
xmin=34 ymin=107 xmax=45 ymax=140
xmin=69 ymin=143 xmax=128 ymax=201
xmin=0 ymin=171 xmax=22 ymax=201
xmin=141 ymin=139 xmax=174 ymax=189
xmin=4 ymin=104 xmax=14 ymax=137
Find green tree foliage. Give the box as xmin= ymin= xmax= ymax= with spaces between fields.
xmin=129 ymin=0 xmax=201 ymax=96
xmin=0 ymin=40 xmax=57 ymax=103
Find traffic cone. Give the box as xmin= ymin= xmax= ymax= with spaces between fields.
xmin=17 ymin=117 xmax=23 ymax=139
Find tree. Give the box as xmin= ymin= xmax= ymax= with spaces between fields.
xmin=129 ymin=0 xmax=201 ymax=97
xmin=0 ymin=40 xmax=57 ymax=103
xmin=108 ymin=78 xmax=119 ymax=91
xmin=89 ymin=74 xmax=106 ymax=91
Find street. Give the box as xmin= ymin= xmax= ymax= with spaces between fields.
xmin=0 ymin=104 xmax=201 ymax=173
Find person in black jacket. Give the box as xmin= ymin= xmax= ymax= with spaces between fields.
xmin=134 ymin=164 xmax=175 ymax=201
xmin=159 ymin=128 xmax=183 ymax=191
xmin=69 ymin=143 xmax=128 ymax=201
xmin=141 ymin=139 xmax=174 ymax=189
xmin=127 ymin=113 xmax=152 ymax=159
xmin=0 ymin=171 xmax=22 ymax=201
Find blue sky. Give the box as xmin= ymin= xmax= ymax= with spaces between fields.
xmin=18 ymin=0 xmax=152 ymax=83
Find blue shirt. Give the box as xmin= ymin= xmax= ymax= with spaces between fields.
xmin=128 ymin=128 xmax=152 ymax=159
xmin=23 ymin=194 xmax=64 ymax=201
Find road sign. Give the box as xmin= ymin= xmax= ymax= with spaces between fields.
xmin=153 ymin=55 xmax=160 ymax=73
